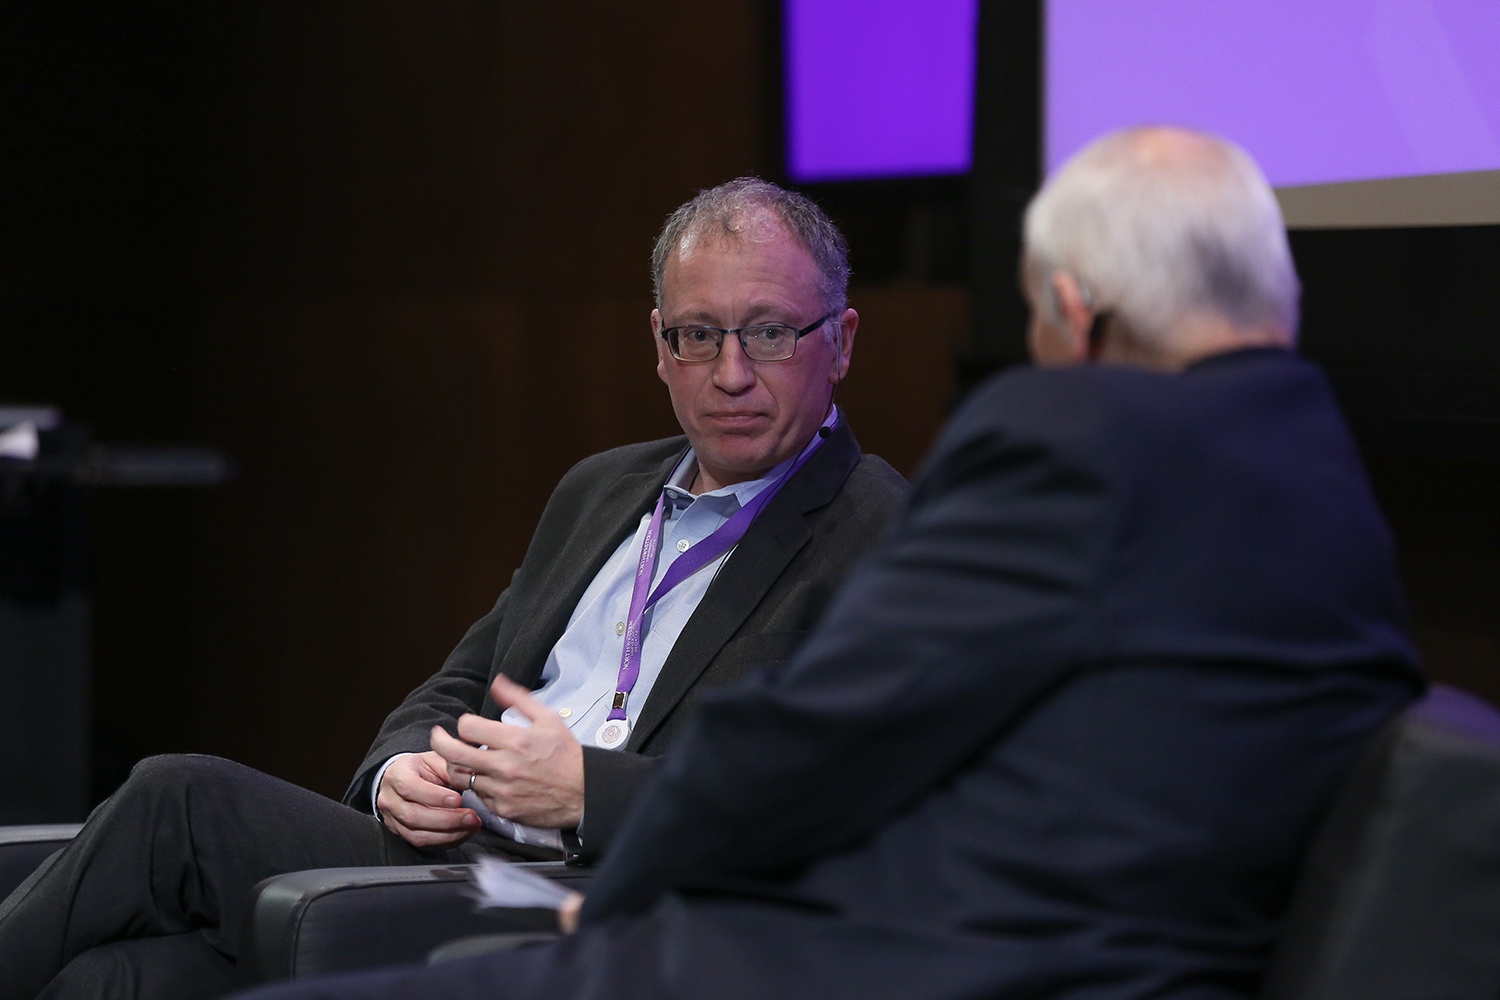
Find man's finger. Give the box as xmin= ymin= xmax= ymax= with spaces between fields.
xmin=490 ymin=675 xmax=556 ymax=727
xmin=558 ymin=892 xmax=584 ymax=934
xmin=454 ymin=713 xmax=514 ymax=751
xmin=385 ymin=800 xmax=479 ymax=834
xmin=431 ymin=725 xmax=490 ymax=771
xmin=383 ymin=805 xmax=480 ymax=849
xmin=388 ymin=770 xmax=463 ymax=808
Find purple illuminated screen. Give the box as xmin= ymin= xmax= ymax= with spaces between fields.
xmin=1046 ymin=0 xmax=1500 ymax=186
xmin=785 ymin=0 xmax=979 ymax=182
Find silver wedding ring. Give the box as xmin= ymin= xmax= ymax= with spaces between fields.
xmin=468 ymin=772 xmax=477 ymax=791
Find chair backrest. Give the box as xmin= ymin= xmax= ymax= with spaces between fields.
xmin=1260 ymin=684 xmax=1500 ymax=999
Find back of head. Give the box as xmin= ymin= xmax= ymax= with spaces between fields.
xmin=1024 ymin=127 xmax=1300 ymax=349
xmin=652 ymin=177 xmax=850 ymax=315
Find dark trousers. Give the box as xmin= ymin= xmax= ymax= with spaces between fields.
xmin=0 ymin=755 xmax=446 ymax=1000
xmin=224 ymin=895 xmax=1031 ymax=1000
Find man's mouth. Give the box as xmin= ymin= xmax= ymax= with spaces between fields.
xmin=704 ymin=412 xmax=766 ymax=427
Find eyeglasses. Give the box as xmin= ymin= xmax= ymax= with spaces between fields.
xmin=660 ymin=313 xmax=832 ymax=363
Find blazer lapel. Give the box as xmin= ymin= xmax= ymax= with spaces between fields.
xmin=487 ymin=443 xmax=685 ymax=705
xmin=627 ymin=422 xmax=863 ymax=748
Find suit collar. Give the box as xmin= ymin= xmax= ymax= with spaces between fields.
xmin=490 ymin=442 xmax=686 ymax=701
xmin=490 ymin=423 xmax=862 ymax=743
xmin=628 ymin=420 xmax=863 ymax=747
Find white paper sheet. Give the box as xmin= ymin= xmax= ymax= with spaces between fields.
xmin=472 ymin=855 xmax=575 ymax=910
xmin=0 ymin=421 xmax=39 ymax=460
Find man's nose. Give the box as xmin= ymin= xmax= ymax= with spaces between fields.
xmin=711 ymin=334 xmax=758 ymax=392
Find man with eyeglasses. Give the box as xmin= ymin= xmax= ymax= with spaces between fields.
xmin=0 ymin=177 xmax=907 ymax=1000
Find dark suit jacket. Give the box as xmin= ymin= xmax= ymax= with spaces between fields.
xmin=575 ymin=350 xmax=1424 ymax=999
xmin=342 ymin=420 xmax=907 ymax=857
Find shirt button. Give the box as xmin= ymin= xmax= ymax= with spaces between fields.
xmin=615 ymin=621 xmax=625 ymax=635
xmin=558 ymin=708 xmax=573 ymax=719
xmin=676 ymin=539 xmax=690 ymax=552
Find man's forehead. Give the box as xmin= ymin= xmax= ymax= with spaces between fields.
xmin=658 ymin=206 xmax=825 ymax=324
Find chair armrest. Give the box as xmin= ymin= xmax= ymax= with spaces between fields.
xmin=0 ymin=823 xmax=83 ymax=898
xmin=243 ymin=862 xmax=593 ymax=982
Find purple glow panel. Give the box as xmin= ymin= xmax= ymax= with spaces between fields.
xmin=786 ymin=0 xmax=979 ymax=181
xmin=1046 ymin=0 xmax=1500 ymax=187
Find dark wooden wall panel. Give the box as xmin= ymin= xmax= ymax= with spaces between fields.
xmin=179 ymin=3 xmax=774 ymax=794
xmin=4 ymin=1 xmax=958 ymax=801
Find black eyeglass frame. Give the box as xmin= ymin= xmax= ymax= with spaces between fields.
xmin=659 ymin=313 xmax=834 ymax=363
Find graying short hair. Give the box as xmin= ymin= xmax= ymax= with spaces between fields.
xmin=652 ymin=177 xmax=850 ymax=316
xmin=1024 ymin=126 xmax=1300 ymax=344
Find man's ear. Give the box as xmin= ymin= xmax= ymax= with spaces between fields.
xmin=830 ymin=308 xmax=857 ymax=384
xmin=652 ymin=309 xmax=669 ymax=384
xmin=1049 ymin=271 xmax=1096 ymax=364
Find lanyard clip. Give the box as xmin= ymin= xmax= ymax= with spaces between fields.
xmin=612 ymin=691 xmax=628 ymax=711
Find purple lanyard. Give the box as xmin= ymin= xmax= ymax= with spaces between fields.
xmin=608 ymin=419 xmax=834 ymax=722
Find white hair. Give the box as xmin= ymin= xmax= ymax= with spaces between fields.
xmin=1023 ymin=127 xmax=1300 ymax=345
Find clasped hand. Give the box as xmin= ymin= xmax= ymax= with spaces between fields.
xmin=374 ymin=675 xmax=586 ymax=848
xmin=432 ymin=675 xmax=586 ymax=830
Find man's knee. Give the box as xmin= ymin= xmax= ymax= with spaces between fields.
xmin=116 ymin=754 xmax=248 ymax=808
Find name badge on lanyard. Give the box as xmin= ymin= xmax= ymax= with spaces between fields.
xmin=595 ymin=419 xmax=834 ymax=749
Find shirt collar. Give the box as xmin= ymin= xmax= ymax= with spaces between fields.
xmin=662 ymin=405 xmax=838 ymax=513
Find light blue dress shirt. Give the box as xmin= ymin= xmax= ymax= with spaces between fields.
xmin=505 ymin=450 xmax=779 ymax=738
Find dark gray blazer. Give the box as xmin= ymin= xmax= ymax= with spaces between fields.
xmin=342 ymin=420 xmax=907 ymax=856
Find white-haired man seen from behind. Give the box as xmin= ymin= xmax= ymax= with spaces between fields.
xmin=243 ymin=126 xmax=1422 ymax=1000
xmin=1024 ymin=126 xmax=1299 ymax=369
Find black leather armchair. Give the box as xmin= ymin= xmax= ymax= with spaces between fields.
xmin=243 ymin=684 xmax=1500 ymax=991
xmin=1258 ymin=684 xmax=1500 ymax=998
xmin=240 ymin=683 xmax=1500 ymax=990
xmin=0 ymin=822 xmax=587 ymax=981
xmin=5 ymin=685 xmax=1500 ymax=996
xmin=243 ymin=861 xmax=591 ymax=980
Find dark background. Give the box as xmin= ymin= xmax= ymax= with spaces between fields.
xmin=2 ymin=1 xmax=1495 ymax=807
